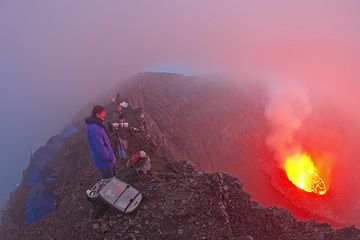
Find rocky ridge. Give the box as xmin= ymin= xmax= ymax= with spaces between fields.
xmin=1 ymin=72 xmax=360 ymax=239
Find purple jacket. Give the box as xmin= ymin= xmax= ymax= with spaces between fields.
xmin=85 ymin=116 xmax=116 ymax=169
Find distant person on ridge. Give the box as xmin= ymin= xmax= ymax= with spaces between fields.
xmin=85 ymin=105 xmax=116 ymax=178
xmin=118 ymin=99 xmax=130 ymax=117
xmin=108 ymin=99 xmax=129 ymax=122
xmin=117 ymin=113 xmax=130 ymax=160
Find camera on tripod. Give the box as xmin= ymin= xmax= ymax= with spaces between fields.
xmin=107 ymin=121 xmax=128 ymax=129
xmin=107 ymin=121 xmax=140 ymax=132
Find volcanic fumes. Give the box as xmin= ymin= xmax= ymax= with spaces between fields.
xmin=264 ymin=81 xmax=329 ymax=195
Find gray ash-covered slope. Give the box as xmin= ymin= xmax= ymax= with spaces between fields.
xmin=1 ymin=72 xmax=360 ymax=240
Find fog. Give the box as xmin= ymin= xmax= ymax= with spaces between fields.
xmin=1 ymin=0 xmax=360 ymax=223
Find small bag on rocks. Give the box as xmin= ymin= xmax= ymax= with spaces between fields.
xmin=127 ymin=151 xmax=152 ymax=175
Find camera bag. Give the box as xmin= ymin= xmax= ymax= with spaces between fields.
xmin=87 ymin=177 xmax=142 ymax=213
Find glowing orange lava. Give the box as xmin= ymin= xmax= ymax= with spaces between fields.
xmin=285 ymin=153 xmax=327 ymax=195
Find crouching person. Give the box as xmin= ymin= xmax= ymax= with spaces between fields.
xmin=85 ymin=105 xmax=116 ymax=179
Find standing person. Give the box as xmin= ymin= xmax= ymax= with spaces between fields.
xmin=108 ymin=98 xmax=129 ymax=121
xmin=119 ymin=100 xmax=130 ymax=117
xmin=85 ymin=105 xmax=116 ymax=178
xmin=117 ymin=114 xmax=129 ymax=160
xmin=106 ymin=106 xmax=121 ymax=160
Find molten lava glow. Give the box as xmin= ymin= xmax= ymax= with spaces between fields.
xmin=285 ymin=153 xmax=327 ymax=195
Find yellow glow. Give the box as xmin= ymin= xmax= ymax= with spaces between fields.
xmin=285 ymin=153 xmax=327 ymax=195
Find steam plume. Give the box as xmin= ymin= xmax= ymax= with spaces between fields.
xmin=265 ymin=81 xmax=311 ymax=165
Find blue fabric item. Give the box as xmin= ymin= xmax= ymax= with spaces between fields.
xmin=25 ymin=164 xmax=56 ymax=186
xmin=25 ymin=147 xmax=52 ymax=186
xmin=23 ymin=133 xmax=65 ymax=223
xmin=25 ymin=185 xmax=56 ymax=224
xmin=25 ymin=165 xmax=46 ymax=185
xmin=62 ymin=124 xmax=79 ymax=138
xmin=85 ymin=116 xmax=116 ymax=169
xmin=25 ymin=135 xmax=61 ymax=186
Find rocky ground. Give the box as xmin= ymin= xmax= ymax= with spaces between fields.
xmin=2 ymin=73 xmax=360 ymax=239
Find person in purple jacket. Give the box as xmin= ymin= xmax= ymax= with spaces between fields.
xmin=85 ymin=105 xmax=116 ymax=178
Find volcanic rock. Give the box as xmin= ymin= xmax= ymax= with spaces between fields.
xmin=1 ymin=72 xmax=360 ymax=240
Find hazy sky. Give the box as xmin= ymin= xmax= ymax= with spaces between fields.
xmin=1 ymin=0 xmax=360 ymax=204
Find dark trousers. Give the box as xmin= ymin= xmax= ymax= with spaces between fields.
xmin=99 ymin=166 xmax=115 ymax=179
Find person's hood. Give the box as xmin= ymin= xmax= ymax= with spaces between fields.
xmin=85 ymin=116 xmax=104 ymax=126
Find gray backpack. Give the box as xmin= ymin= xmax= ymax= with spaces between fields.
xmin=86 ymin=177 xmax=142 ymax=213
